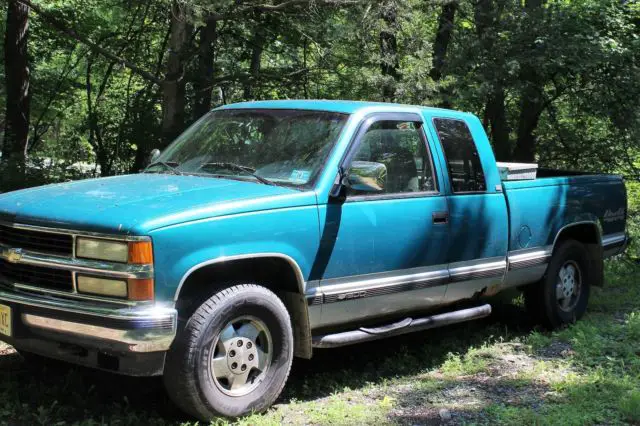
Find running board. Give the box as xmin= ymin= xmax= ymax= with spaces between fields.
xmin=311 ymin=304 xmax=492 ymax=348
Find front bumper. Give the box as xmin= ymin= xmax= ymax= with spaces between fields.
xmin=0 ymin=287 xmax=177 ymax=376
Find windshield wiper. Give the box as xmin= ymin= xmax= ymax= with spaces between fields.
xmin=145 ymin=161 xmax=183 ymax=175
xmin=199 ymin=162 xmax=277 ymax=186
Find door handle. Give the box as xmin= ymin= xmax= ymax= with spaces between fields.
xmin=432 ymin=211 xmax=449 ymax=225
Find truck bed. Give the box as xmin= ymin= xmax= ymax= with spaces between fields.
xmin=503 ymin=171 xmax=627 ymax=254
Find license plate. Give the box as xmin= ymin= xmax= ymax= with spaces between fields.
xmin=0 ymin=304 xmax=11 ymax=337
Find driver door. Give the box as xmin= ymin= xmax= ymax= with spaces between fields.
xmin=315 ymin=113 xmax=450 ymax=328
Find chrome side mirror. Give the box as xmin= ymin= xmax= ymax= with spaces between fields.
xmin=148 ymin=149 xmax=161 ymax=165
xmin=346 ymin=161 xmax=387 ymax=193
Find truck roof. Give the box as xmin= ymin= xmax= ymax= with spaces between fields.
xmin=215 ymin=99 xmax=471 ymax=117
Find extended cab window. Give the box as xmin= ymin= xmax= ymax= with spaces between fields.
xmin=347 ymin=121 xmax=436 ymax=196
xmin=433 ymin=118 xmax=487 ymax=193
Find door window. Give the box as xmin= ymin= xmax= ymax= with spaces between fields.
xmin=433 ymin=118 xmax=487 ymax=193
xmin=347 ymin=121 xmax=437 ymax=196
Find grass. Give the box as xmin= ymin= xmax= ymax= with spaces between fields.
xmin=0 ymin=259 xmax=638 ymax=425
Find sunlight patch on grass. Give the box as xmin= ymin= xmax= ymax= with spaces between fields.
xmin=440 ymin=351 xmax=489 ymax=378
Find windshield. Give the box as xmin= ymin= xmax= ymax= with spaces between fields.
xmin=147 ymin=109 xmax=349 ymax=188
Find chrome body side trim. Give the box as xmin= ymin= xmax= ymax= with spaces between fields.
xmin=508 ymin=246 xmax=552 ymax=270
xmin=602 ymin=232 xmax=629 ymax=258
xmin=309 ymin=259 xmax=510 ymax=306
xmin=310 ymin=267 xmax=450 ymax=305
xmin=602 ymin=232 xmax=626 ymax=247
xmin=448 ymin=258 xmax=507 ymax=282
xmin=173 ymin=252 xmax=307 ymax=301
xmin=503 ymin=246 xmax=552 ymax=288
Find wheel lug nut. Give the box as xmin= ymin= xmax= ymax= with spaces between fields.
xmin=237 ymin=340 xmax=243 ymax=347
xmin=231 ymin=362 xmax=238 ymax=369
xmin=248 ymin=354 xmax=254 ymax=361
xmin=241 ymin=364 xmax=247 ymax=371
xmin=246 ymin=342 xmax=252 ymax=349
xmin=229 ymin=350 xmax=236 ymax=357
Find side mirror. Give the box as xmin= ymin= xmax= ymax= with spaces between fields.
xmin=148 ymin=148 xmax=161 ymax=165
xmin=345 ymin=161 xmax=387 ymax=193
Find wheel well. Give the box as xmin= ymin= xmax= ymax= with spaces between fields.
xmin=175 ymin=257 xmax=312 ymax=359
xmin=553 ymin=223 xmax=604 ymax=287
xmin=554 ymin=223 xmax=600 ymax=248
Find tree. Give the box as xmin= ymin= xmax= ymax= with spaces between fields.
xmin=162 ymin=0 xmax=193 ymax=145
xmin=2 ymin=0 xmax=30 ymax=191
xmin=193 ymin=16 xmax=217 ymax=118
xmin=474 ymin=0 xmax=510 ymax=160
xmin=379 ymin=0 xmax=400 ymax=101
xmin=0 ymin=0 xmax=637 ymax=191
xmin=513 ymin=0 xmax=546 ymax=162
xmin=430 ymin=0 xmax=457 ymax=83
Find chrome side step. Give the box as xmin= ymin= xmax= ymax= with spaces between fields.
xmin=311 ymin=304 xmax=492 ymax=348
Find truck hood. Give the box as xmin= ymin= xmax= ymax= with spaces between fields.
xmin=0 ymin=174 xmax=317 ymax=234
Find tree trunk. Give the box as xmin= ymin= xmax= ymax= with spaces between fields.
xmin=193 ymin=18 xmax=217 ymax=119
xmin=131 ymin=26 xmax=171 ymax=173
xmin=2 ymin=0 xmax=30 ymax=191
xmin=513 ymin=0 xmax=545 ymax=162
xmin=161 ymin=1 xmax=193 ymax=145
xmin=243 ymin=13 xmax=266 ymax=101
xmin=474 ymin=0 xmax=511 ymax=159
xmin=485 ymin=87 xmax=510 ymax=160
xmin=513 ymin=85 xmax=543 ymax=162
xmin=430 ymin=1 xmax=457 ymax=82
xmin=380 ymin=1 xmax=400 ymax=101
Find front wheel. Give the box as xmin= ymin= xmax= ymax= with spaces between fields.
xmin=525 ymin=239 xmax=592 ymax=329
xmin=164 ymin=284 xmax=294 ymax=420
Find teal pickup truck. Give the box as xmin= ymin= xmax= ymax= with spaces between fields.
xmin=0 ymin=101 xmax=629 ymax=419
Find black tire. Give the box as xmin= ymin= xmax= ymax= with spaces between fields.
xmin=164 ymin=284 xmax=294 ymax=420
xmin=524 ymin=239 xmax=592 ymax=329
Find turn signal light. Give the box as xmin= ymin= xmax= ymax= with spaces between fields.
xmin=128 ymin=241 xmax=154 ymax=264
xmin=127 ymin=278 xmax=155 ymax=301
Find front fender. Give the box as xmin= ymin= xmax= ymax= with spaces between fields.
xmin=148 ymin=205 xmax=320 ymax=303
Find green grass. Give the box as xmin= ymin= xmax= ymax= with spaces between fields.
xmin=0 ymin=258 xmax=638 ymax=425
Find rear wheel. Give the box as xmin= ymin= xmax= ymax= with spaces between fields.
xmin=164 ymin=284 xmax=293 ymax=420
xmin=525 ymin=239 xmax=591 ymax=328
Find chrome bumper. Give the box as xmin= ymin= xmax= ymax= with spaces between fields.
xmin=0 ymin=287 xmax=177 ymax=353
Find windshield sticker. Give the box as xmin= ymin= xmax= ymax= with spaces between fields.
xmin=290 ymin=170 xmax=311 ymax=183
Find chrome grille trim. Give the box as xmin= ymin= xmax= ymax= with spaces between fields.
xmin=0 ymin=242 xmax=153 ymax=279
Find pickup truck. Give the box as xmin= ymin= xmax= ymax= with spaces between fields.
xmin=0 ymin=101 xmax=629 ymax=419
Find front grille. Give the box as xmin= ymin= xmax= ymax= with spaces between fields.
xmin=0 ymin=224 xmax=73 ymax=256
xmin=0 ymin=259 xmax=73 ymax=292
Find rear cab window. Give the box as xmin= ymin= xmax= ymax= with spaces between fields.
xmin=432 ymin=118 xmax=487 ymax=193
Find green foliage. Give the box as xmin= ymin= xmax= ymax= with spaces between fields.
xmin=0 ymin=0 xmax=637 ymax=184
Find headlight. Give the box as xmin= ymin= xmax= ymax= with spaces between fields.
xmin=76 ymin=276 xmax=154 ymax=300
xmin=76 ymin=238 xmax=128 ymax=262
xmin=76 ymin=238 xmax=153 ymax=264
xmin=75 ymin=237 xmax=154 ymax=301
xmin=77 ymin=275 xmax=128 ymax=298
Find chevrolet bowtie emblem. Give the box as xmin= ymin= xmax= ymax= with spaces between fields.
xmin=2 ymin=248 xmax=23 ymax=264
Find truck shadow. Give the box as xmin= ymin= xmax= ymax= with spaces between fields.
xmin=0 ymin=298 xmax=534 ymax=424
xmin=282 ymin=298 xmax=533 ymax=402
